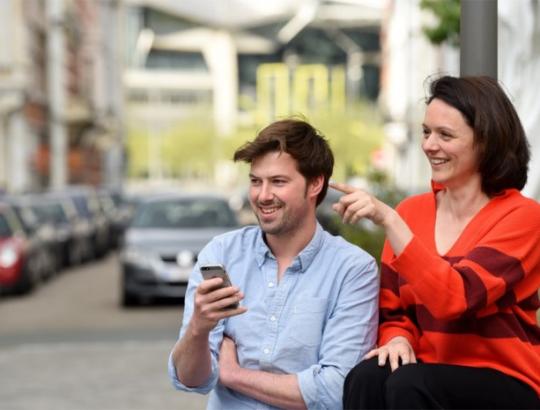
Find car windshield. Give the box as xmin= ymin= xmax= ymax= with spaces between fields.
xmin=11 ymin=206 xmax=36 ymax=234
xmin=131 ymin=198 xmax=237 ymax=229
xmin=71 ymin=195 xmax=92 ymax=218
xmin=0 ymin=213 xmax=12 ymax=237
xmin=32 ymin=203 xmax=69 ymax=224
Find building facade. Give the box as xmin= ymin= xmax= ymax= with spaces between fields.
xmin=0 ymin=0 xmax=125 ymax=193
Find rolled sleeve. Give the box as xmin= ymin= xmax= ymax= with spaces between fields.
xmin=167 ymin=240 xmax=224 ymax=394
xmin=297 ymin=364 xmax=343 ymax=409
xmin=168 ymin=350 xmax=219 ymax=394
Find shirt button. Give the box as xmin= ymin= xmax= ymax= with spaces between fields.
xmin=268 ymin=282 xmax=274 ymax=288
xmin=270 ymin=315 xmax=276 ymax=321
xmin=263 ymin=348 xmax=270 ymax=354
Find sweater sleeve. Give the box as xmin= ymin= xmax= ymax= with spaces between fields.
xmin=390 ymin=198 xmax=540 ymax=321
xmin=378 ymin=240 xmax=422 ymax=348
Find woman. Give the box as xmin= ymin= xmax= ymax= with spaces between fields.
xmin=332 ymin=75 xmax=540 ymax=409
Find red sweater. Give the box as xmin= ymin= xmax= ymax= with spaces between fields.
xmin=379 ymin=186 xmax=540 ymax=396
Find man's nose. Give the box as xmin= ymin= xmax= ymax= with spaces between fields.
xmin=258 ymin=182 xmax=274 ymax=201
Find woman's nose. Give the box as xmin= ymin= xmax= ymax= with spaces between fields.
xmin=422 ymin=133 xmax=439 ymax=152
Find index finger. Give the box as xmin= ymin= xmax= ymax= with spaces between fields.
xmin=328 ymin=181 xmax=356 ymax=194
xmin=198 ymin=277 xmax=224 ymax=293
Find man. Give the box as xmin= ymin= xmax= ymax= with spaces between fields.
xmin=168 ymin=118 xmax=379 ymax=409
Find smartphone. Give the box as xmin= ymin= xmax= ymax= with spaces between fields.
xmin=199 ymin=264 xmax=239 ymax=308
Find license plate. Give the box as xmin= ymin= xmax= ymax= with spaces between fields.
xmin=160 ymin=266 xmax=190 ymax=282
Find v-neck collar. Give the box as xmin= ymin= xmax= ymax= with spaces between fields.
xmin=429 ymin=181 xmax=516 ymax=256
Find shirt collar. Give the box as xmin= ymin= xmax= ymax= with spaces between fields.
xmin=254 ymin=223 xmax=325 ymax=273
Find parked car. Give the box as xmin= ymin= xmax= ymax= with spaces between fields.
xmin=97 ymin=189 xmax=132 ymax=249
xmin=0 ymin=201 xmax=55 ymax=294
xmin=29 ymin=193 xmax=94 ymax=266
xmin=120 ymin=193 xmax=240 ymax=306
xmin=49 ymin=186 xmax=111 ymax=259
xmin=3 ymin=194 xmax=63 ymax=273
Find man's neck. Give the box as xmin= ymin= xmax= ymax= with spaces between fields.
xmin=265 ymin=217 xmax=317 ymax=279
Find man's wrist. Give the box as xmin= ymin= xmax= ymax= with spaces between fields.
xmin=187 ymin=319 xmax=211 ymax=340
xmin=220 ymin=362 xmax=241 ymax=389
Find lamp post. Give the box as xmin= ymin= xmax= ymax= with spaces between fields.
xmin=47 ymin=0 xmax=67 ymax=189
xmin=460 ymin=0 xmax=498 ymax=78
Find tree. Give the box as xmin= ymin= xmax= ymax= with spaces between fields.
xmin=420 ymin=0 xmax=460 ymax=46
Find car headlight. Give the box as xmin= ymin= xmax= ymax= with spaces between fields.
xmin=176 ymin=250 xmax=195 ymax=269
xmin=0 ymin=244 xmax=19 ymax=268
xmin=121 ymin=248 xmax=159 ymax=270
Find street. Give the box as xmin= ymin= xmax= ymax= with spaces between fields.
xmin=0 ymin=253 xmax=208 ymax=410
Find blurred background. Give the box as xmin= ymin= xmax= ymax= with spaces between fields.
xmin=0 ymin=1 xmax=539 ymax=409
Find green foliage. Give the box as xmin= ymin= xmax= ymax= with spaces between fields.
xmin=125 ymin=100 xmax=386 ymax=186
xmin=366 ymin=168 xmax=407 ymax=208
xmin=310 ymin=101 xmax=385 ymax=182
xmin=340 ymin=221 xmax=386 ymax=260
xmin=336 ymin=172 xmax=406 ymax=261
xmin=126 ymin=108 xmax=218 ymax=179
xmin=420 ymin=0 xmax=460 ymax=47
xmin=160 ymin=116 xmax=216 ymax=178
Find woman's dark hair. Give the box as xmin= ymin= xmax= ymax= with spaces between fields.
xmin=233 ymin=118 xmax=334 ymax=205
xmin=427 ymin=75 xmax=530 ymax=196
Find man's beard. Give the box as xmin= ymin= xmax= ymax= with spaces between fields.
xmin=254 ymin=198 xmax=305 ymax=236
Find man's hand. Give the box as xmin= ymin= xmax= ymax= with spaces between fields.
xmin=219 ymin=336 xmax=240 ymax=387
xmin=172 ymin=278 xmax=247 ymax=388
xmin=364 ymin=336 xmax=416 ymax=371
xmin=189 ymin=277 xmax=248 ymax=336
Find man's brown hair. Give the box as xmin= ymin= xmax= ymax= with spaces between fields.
xmin=234 ymin=118 xmax=334 ymax=205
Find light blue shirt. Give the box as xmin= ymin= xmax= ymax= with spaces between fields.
xmin=168 ymin=223 xmax=379 ymax=409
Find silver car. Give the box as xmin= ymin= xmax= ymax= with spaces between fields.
xmin=120 ymin=193 xmax=239 ymax=306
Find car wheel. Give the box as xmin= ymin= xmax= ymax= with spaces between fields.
xmin=13 ymin=266 xmax=38 ymax=295
xmin=68 ymin=244 xmax=82 ymax=266
xmin=122 ymin=287 xmax=139 ymax=307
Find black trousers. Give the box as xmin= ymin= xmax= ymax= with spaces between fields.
xmin=343 ymin=357 xmax=540 ymax=409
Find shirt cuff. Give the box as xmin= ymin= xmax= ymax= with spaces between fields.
xmin=297 ymin=365 xmax=339 ymax=410
xmin=296 ymin=366 xmax=319 ymax=409
xmin=167 ymin=350 xmax=218 ymax=394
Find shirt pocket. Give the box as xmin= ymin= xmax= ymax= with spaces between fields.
xmin=288 ymin=297 xmax=328 ymax=347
